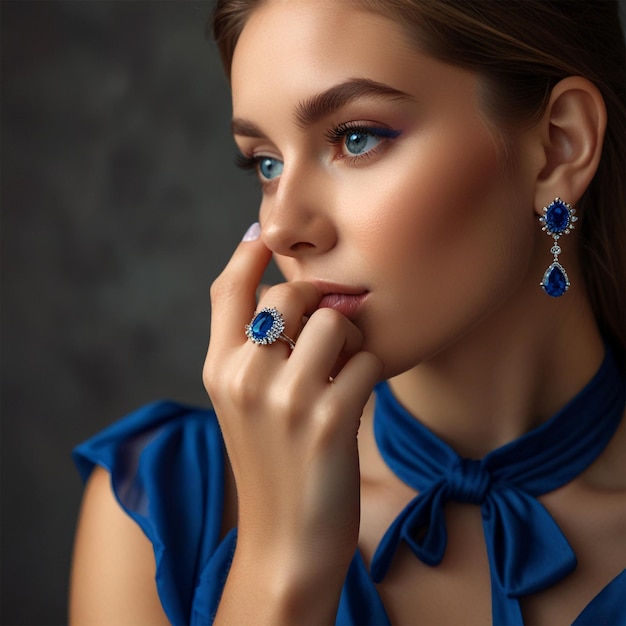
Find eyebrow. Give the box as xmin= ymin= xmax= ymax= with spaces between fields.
xmin=230 ymin=78 xmax=414 ymax=138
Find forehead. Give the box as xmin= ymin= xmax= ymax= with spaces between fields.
xmin=230 ymin=0 xmax=420 ymax=113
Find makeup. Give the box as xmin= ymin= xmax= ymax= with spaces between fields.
xmin=317 ymin=291 xmax=369 ymax=318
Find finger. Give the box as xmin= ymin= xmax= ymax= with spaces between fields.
xmin=290 ymin=308 xmax=364 ymax=380
xmin=210 ymin=223 xmax=273 ymax=347
xmin=331 ymin=350 xmax=384 ymax=414
xmin=256 ymin=283 xmax=272 ymax=301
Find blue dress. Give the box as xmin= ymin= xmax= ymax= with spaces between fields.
xmin=73 ymin=351 xmax=625 ymax=625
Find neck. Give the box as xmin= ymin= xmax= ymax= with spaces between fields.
xmin=388 ymin=283 xmax=604 ymax=459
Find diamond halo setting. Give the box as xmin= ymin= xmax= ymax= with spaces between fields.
xmin=245 ymin=307 xmax=296 ymax=349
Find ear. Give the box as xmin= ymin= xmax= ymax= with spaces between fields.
xmin=534 ymin=76 xmax=607 ymax=214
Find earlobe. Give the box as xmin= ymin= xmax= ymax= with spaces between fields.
xmin=534 ymin=76 xmax=607 ymax=213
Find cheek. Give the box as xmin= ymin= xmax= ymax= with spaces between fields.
xmin=356 ymin=129 xmax=531 ymax=289
xmin=349 ymin=131 xmax=535 ymax=369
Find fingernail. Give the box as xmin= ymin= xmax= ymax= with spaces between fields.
xmin=242 ymin=222 xmax=261 ymax=242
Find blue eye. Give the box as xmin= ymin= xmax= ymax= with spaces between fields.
xmin=326 ymin=123 xmax=402 ymax=160
xmin=258 ymin=157 xmax=283 ymax=180
xmin=235 ymin=153 xmax=283 ymax=183
xmin=345 ymin=131 xmax=381 ymax=156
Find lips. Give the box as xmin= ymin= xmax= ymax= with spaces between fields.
xmin=317 ymin=290 xmax=369 ymax=318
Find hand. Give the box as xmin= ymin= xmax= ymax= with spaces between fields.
xmin=203 ymin=226 xmax=382 ymax=614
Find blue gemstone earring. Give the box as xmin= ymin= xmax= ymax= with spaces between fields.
xmin=539 ymin=197 xmax=577 ymax=297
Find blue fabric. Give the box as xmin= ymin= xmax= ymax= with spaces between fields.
xmin=73 ymin=402 xmax=227 ymax=625
xmin=572 ymin=570 xmax=626 ymax=626
xmin=371 ymin=348 xmax=625 ymax=624
xmin=73 ymin=350 xmax=625 ymax=625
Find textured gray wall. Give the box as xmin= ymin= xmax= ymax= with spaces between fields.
xmin=3 ymin=2 xmax=625 ymax=625
xmin=1 ymin=2 xmax=266 ymax=623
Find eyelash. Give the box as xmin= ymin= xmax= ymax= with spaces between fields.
xmin=235 ymin=122 xmax=401 ymax=176
xmin=325 ymin=121 xmax=401 ymax=162
xmin=234 ymin=152 xmax=263 ymax=173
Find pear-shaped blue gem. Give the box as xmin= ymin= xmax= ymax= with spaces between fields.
xmin=542 ymin=262 xmax=569 ymax=297
xmin=544 ymin=199 xmax=570 ymax=234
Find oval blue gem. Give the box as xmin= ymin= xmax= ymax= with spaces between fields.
xmin=545 ymin=200 xmax=570 ymax=233
xmin=250 ymin=311 xmax=275 ymax=340
xmin=542 ymin=264 xmax=568 ymax=297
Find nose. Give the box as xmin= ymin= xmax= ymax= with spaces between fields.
xmin=260 ymin=161 xmax=337 ymax=258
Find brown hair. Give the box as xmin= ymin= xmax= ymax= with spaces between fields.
xmin=211 ymin=0 xmax=625 ymax=362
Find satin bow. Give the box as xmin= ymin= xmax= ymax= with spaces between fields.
xmin=370 ymin=350 xmax=624 ymax=624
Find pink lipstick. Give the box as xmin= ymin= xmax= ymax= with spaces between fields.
xmin=317 ymin=291 xmax=368 ymax=318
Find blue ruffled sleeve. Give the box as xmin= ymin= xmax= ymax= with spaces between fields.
xmin=72 ymin=401 xmax=227 ymax=625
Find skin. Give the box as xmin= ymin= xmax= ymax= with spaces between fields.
xmin=227 ymin=0 xmax=606 ymax=455
xmin=69 ymin=1 xmax=624 ymax=624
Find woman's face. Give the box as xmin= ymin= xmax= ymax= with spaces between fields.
xmin=230 ymin=0 xmax=540 ymax=377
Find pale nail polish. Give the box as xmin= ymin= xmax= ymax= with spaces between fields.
xmin=242 ymin=222 xmax=261 ymax=242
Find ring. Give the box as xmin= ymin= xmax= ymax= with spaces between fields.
xmin=245 ymin=307 xmax=296 ymax=349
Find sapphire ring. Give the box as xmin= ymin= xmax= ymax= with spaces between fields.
xmin=245 ymin=307 xmax=296 ymax=349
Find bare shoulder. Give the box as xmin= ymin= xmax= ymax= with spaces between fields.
xmin=69 ymin=465 xmax=170 ymax=626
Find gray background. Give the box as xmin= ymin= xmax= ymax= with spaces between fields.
xmin=2 ymin=2 xmax=625 ymax=625
xmin=1 ymin=2 xmax=266 ymax=623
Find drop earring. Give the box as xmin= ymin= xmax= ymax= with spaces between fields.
xmin=539 ymin=197 xmax=577 ymax=297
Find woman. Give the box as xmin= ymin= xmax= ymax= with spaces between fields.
xmin=70 ymin=1 xmax=625 ymax=624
